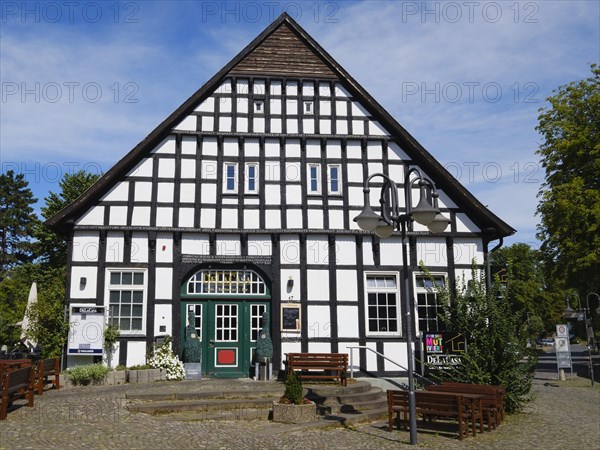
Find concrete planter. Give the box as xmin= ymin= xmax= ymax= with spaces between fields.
xmin=106 ymin=370 xmax=127 ymax=385
xmin=127 ymin=368 xmax=164 ymax=383
xmin=271 ymin=401 xmax=317 ymax=424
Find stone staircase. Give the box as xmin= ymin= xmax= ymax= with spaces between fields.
xmin=126 ymin=379 xmax=388 ymax=425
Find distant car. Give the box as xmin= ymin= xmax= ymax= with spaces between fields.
xmin=536 ymin=338 xmax=555 ymax=347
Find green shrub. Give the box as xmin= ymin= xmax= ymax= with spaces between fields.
xmin=127 ymin=364 xmax=150 ymax=370
xmin=66 ymin=363 xmax=109 ymax=386
xmin=115 ymin=364 xmax=127 ymax=371
xmin=281 ymin=370 xmax=304 ymax=405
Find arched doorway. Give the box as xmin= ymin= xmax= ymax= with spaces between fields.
xmin=180 ymin=267 xmax=271 ymax=378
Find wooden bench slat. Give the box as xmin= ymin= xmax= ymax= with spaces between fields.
xmin=286 ymin=353 xmax=348 ymax=386
xmin=1 ymin=366 xmax=35 ymax=420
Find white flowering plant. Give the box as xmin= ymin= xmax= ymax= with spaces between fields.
xmin=148 ymin=336 xmax=185 ymax=380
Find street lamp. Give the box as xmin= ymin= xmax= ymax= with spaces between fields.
xmin=354 ymin=168 xmax=450 ymax=445
xmin=564 ymin=292 xmax=600 ymax=387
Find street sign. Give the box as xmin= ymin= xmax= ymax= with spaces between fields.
xmin=555 ymin=337 xmax=569 ymax=352
xmin=556 ymin=352 xmax=572 ymax=369
xmin=556 ymin=324 xmax=568 ymax=337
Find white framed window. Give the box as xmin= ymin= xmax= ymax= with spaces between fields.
xmin=327 ymin=164 xmax=342 ymax=195
xmin=414 ymin=273 xmax=446 ymax=336
xmin=106 ymin=269 xmax=147 ymax=335
xmin=365 ymin=272 xmax=400 ymax=336
xmin=224 ymin=163 xmax=238 ymax=193
xmin=245 ymin=163 xmax=259 ymax=194
xmin=307 ymin=163 xmax=321 ymax=194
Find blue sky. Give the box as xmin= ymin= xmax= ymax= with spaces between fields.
xmin=1 ymin=0 xmax=599 ymax=247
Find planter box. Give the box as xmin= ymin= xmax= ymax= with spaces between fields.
xmin=272 ymin=401 xmax=317 ymax=424
xmin=106 ymin=370 xmax=127 ymax=385
xmin=127 ymin=368 xmax=165 ymax=384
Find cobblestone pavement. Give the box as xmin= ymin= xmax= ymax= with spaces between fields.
xmin=1 ymin=360 xmax=598 ymax=449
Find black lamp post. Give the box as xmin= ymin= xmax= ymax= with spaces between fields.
xmin=564 ymin=292 xmax=600 ymax=387
xmin=353 ymin=168 xmax=450 ymax=445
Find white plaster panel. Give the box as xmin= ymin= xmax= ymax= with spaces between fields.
xmin=200 ymin=209 xmax=216 ymax=228
xmin=307 ymin=270 xmax=329 ymax=301
xmin=70 ymin=266 xmax=98 ymax=299
xmin=362 ymin=236 xmax=375 ymax=266
xmin=128 ymin=158 xmax=153 ymax=177
xmin=280 ymin=236 xmax=300 ymax=265
xmin=367 ymin=162 xmax=383 ymax=176
xmin=265 ymin=210 xmax=281 ymax=229
xmin=380 ymin=238 xmax=405 ymax=266
xmin=154 ymin=304 xmax=172 ymax=337
xmin=181 ymin=233 xmax=210 ymax=255
xmin=76 ymin=206 xmax=104 ymax=226
xmin=337 ymin=306 xmax=359 ymax=338
xmin=383 ymin=342 xmax=409 ymax=370
xmin=155 ymin=267 xmax=173 ymax=300
xmin=328 ymin=210 xmax=344 ymax=230
xmin=285 ymin=139 xmax=301 ymax=158
xmin=156 ymin=208 xmax=173 ymax=227
xmin=244 ymin=210 xmax=260 ymax=229
xmin=265 ymin=139 xmax=280 ymax=157
xmin=178 ymin=208 xmax=195 ymax=227
xmin=108 ymin=206 xmax=127 ymax=226
xmin=152 ymin=137 xmax=176 ymax=154
xmin=455 ymin=213 xmax=480 ymax=233
xmin=179 ymin=183 xmax=195 ymax=203
xmin=306 ymin=140 xmax=320 ymax=158
xmin=237 ymin=103 xmax=249 ymax=119
xmin=237 ymin=79 xmax=249 ymax=95
xmin=307 ymin=306 xmax=330 ymax=339
xmin=201 ymin=184 xmax=216 ymax=203
xmin=346 ymin=141 xmax=362 ymax=159
xmin=336 ymin=270 xmax=358 ymax=301
xmin=202 ymin=137 xmax=218 ymax=156
xmin=286 ymin=184 xmax=302 ymax=205
xmin=388 ymin=164 xmax=405 ymax=183
xmin=248 ymin=235 xmax=272 ymax=257
xmin=286 ymin=81 xmax=298 ymax=96
xmin=303 ymin=119 xmax=315 ymax=134
xmin=453 ymin=238 xmax=484 ymax=265
xmin=219 ymin=116 xmax=232 ymax=132
xmin=326 ymin=141 xmax=342 ymax=159
xmin=270 ymin=118 xmax=282 ymax=133
xmin=157 ymin=183 xmax=174 ymax=203
xmin=174 ymin=115 xmax=196 ymax=132
xmin=437 ymin=190 xmax=457 ymax=209
xmin=388 ymin=142 xmax=410 ymax=160
xmin=319 ymin=100 xmax=331 ymax=116
xmin=286 ymin=119 xmax=298 ymax=134
xmin=319 ymin=82 xmax=330 ymax=97
xmin=286 ymin=209 xmax=302 ymax=229
xmin=200 ymin=116 xmax=214 ymax=131
xmin=270 ymin=81 xmax=282 ymax=95
xmin=369 ymin=121 xmax=389 ymax=136
xmin=270 ymin=98 xmax=281 ymax=114
xmin=134 ymin=182 xmax=152 ymax=202
xmin=195 ymin=97 xmax=214 ymax=113
xmin=416 ymin=237 xmax=448 ymax=267
xmin=106 ymin=232 xmax=124 ymax=263
xmin=244 ymin=139 xmax=260 ymax=157
xmin=335 ymin=237 xmax=357 ymax=265
xmin=352 ymin=120 xmax=365 ymax=134
xmin=72 ymin=232 xmax=99 ymax=263
xmin=223 ymin=138 xmax=238 ymax=156
xmin=302 ymin=82 xmax=314 ymax=96
xmin=338 ymin=342 xmax=360 ymax=371
xmin=201 ymin=161 xmax=218 ymax=180
xmin=280 ymin=268 xmax=300 ymax=300
xmin=366 ymin=141 xmax=383 ymax=159
xmin=216 ymin=234 xmax=241 ymax=256
xmin=215 ymin=80 xmax=232 ymax=94
xmin=365 ymin=342 xmax=378 ymax=372
xmin=180 ymin=162 xmax=196 ymax=179
xmin=254 ymin=118 xmax=265 ymax=133
xmin=335 ymin=100 xmax=348 ymax=115
xmin=280 ymin=342 xmax=301 ymax=369
xmin=285 ymin=162 xmax=301 ymax=183
xmin=221 ymin=208 xmax=238 ymax=229
xmin=219 ymin=96 xmax=232 ymax=113
xmin=158 ymin=159 xmax=175 ymax=178
xmin=156 ymin=233 xmax=173 ymax=263
xmin=131 ymin=232 xmax=148 ymax=263
xmin=308 ymin=327 xmax=332 ymax=344
xmin=334 ymin=83 xmax=351 ymax=98
xmin=347 ymin=164 xmax=364 ymax=185
xmin=336 ymin=120 xmax=348 ymax=134
xmin=348 ymin=186 xmax=364 ymax=209
xmin=264 ymin=185 xmax=281 ymax=204
xmin=126 ymin=342 xmax=147 ymax=367
xmin=320 ymin=120 xmax=331 ymax=134
xmin=253 ymin=79 xmax=265 ymax=94
xmin=101 ymin=181 xmax=128 ymax=202
xmin=306 ymin=236 xmax=329 ymax=265
xmin=351 ymin=102 xmax=369 ymax=118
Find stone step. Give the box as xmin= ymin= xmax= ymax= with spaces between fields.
xmin=304 ymin=380 xmax=372 ymax=397
xmin=327 ymin=406 xmax=389 ymax=425
xmin=150 ymin=407 xmax=271 ymax=422
xmin=317 ymin=387 xmax=384 ymax=405
xmin=127 ymin=386 xmax=284 ymax=402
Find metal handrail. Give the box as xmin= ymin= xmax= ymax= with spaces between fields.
xmin=347 ymin=345 xmax=435 ymax=386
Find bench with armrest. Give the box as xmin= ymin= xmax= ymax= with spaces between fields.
xmin=1 ymin=366 xmax=35 ymax=420
xmin=36 ymin=357 xmax=61 ymax=395
xmin=387 ymin=389 xmax=482 ymax=440
xmin=286 ymin=353 xmax=348 ymax=386
xmin=438 ymin=382 xmax=505 ymax=424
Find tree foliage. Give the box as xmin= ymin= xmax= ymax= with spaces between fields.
xmin=34 ymin=170 xmax=101 ymax=267
xmin=536 ymin=64 xmax=600 ymax=293
xmin=427 ymin=264 xmax=537 ymax=413
xmin=0 ymin=171 xmax=37 ymax=279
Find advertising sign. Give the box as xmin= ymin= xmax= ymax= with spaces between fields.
xmin=68 ymin=305 xmax=105 ymax=354
xmin=423 ymin=331 xmax=467 ymax=374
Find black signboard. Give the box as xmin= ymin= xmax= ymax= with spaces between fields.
xmin=281 ymin=304 xmax=301 ymax=331
xmin=423 ymin=331 xmax=467 ymax=374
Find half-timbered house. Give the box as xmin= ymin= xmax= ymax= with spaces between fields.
xmin=47 ymin=14 xmax=514 ymax=377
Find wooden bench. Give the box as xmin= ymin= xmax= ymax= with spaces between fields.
xmin=0 ymin=359 xmax=32 ymax=383
xmin=1 ymin=366 xmax=35 ymax=420
xmin=438 ymin=382 xmax=505 ymax=424
xmin=387 ymin=389 xmax=481 ymax=440
xmin=36 ymin=357 xmax=61 ymax=395
xmin=286 ymin=353 xmax=348 ymax=386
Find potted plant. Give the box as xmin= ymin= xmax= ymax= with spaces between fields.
xmin=183 ymin=310 xmax=202 ymax=380
xmin=272 ymin=370 xmax=316 ymax=423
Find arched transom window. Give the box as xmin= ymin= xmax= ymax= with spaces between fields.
xmin=187 ymin=269 xmax=267 ymax=295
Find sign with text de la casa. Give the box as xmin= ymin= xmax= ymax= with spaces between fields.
xmin=423 ymin=331 xmax=467 ymax=374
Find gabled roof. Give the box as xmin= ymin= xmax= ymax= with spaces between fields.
xmin=46 ymin=13 xmax=515 ymax=240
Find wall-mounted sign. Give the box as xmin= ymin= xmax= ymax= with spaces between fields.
xmin=68 ymin=305 xmax=105 ymax=354
xmin=423 ymin=331 xmax=467 ymax=374
xmin=281 ymin=304 xmax=301 ymax=332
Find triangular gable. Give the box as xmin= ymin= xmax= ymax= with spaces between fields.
xmin=46 ymin=13 xmax=514 ymax=240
